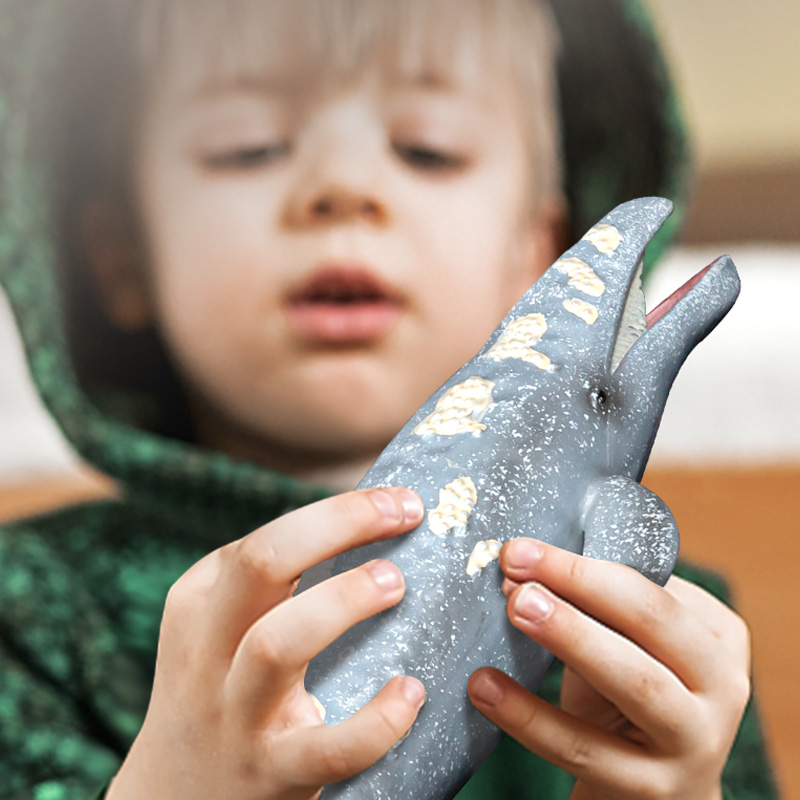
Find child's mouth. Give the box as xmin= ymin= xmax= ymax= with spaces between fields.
xmin=285 ymin=265 xmax=404 ymax=345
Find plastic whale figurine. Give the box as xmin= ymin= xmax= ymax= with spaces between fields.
xmin=304 ymin=197 xmax=740 ymax=800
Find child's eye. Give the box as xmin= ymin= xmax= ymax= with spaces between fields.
xmin=392 ymin=142 xmax=468 ymax=173
xmin=203 ymin=142 xmax=292 ymax=170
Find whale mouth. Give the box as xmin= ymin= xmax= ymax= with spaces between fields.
xmin=610 ymin=258 xmax=646 ymax=373
xmin=610 ymin=260 xmax=717 ymax=374
xmin=644 ymin=262 xmax=716 ymax=329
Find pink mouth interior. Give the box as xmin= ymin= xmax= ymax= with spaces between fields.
xmin=292 ymin=293 xmax=393 ymax=308
xmin=645 ymin=263 xmax=714 ymax=329
xmin=288 ymin=268 xmax=401 ymax=309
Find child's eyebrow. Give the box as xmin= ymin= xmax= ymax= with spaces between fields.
xmin=179 ymin=73 xmax=297 ymax=107
xmin=397 ymin=70 xmax=453 ymax=89
xmin=174 ymin=63 xmax=467 ymax=110
xmin=387 ymin=69 xmax=464 ymax=95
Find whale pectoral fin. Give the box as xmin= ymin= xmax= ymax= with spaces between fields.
xmin=581 ymin=476 xmax=679 ymax=587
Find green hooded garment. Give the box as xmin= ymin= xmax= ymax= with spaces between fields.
xmin=0 ymin=0 xmax=779 ymax=798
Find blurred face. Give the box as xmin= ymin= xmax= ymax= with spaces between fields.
xmin=123 ymin=33 xmax=561 ymax=485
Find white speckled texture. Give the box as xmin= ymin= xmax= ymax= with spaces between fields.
xmin=304 ymin=198 xmax=740 ymax=800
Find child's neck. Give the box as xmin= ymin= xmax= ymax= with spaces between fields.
xmin=191 ymin=403 xmax=377 ymax=493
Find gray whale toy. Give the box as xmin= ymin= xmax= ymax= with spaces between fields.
xmin=304 ymin=197 xmax=740 ymax=799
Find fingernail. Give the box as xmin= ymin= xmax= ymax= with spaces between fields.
xmin=366 ymin=559 xmax=403 ymax=592
xmin=471 ymin=671 xmax=504 ymax=706
xmin=371 ymin=489 xmax=402 ymax=522
xmin=515 ymin=583 xmax=553 ymax=622
xmin=400 ymin=490 xmax=424 ymax=524
xmin=506 ymin=539 xmax=544 ymax=571
xmin=401 ymin=677 xmax=426 ymax=708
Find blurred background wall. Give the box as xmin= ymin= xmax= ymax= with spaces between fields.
xmin=646 ymin=0 xmax=800 ymax=243
xmin=1 ymin=0 xmax=798 ymax=795
xmin=643 ymin=3 xmax=800 ymax=797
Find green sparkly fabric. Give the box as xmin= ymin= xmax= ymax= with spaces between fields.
xmin=0 ymin=511 xmax=780 ymax=799
xmin=0 ymin=0 xmax=779 ymax=798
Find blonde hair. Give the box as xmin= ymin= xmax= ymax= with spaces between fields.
xmin=129 ymin=0 xmax=563 ymax=208
xmin=51 ymin=0 xmax=567 ymax=429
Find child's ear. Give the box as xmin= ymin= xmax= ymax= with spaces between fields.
xmin=80 ymin=197 xmax=153 ymax=332
xmin=523 ymin=198 xmax=569 ymax=283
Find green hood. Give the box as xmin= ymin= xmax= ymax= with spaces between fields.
xmin=0 ymin=11 xmax=784 ymax=800
xmin=0 ymin=0 xmax=690 ymax=513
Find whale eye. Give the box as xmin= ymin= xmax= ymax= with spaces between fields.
xmin=590 ymin=388 xmax=609 ymax=412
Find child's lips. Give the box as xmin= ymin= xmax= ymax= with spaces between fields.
xmin=284 ymin=264 xmax=405 ymax=344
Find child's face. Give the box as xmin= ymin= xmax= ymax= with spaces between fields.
xmin=118 ymin=39 xmax=561 ymax=481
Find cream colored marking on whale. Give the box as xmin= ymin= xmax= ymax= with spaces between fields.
xmin=483 ymin=314 xmax=553 ymax=370
xmin=414 ymin=377 xmax=495 ymax=436
xmin=429 ymin=477 xmax=478 ymax=535
xmin=466 ymin=539 xmax=503 ymax=576
xmin=308 ymin=692 xmax=327 ymax=722
xmin=554 ymin=256 xmax=606 ymax=297
xmin=582 ymin=223 xmax=621 ymax=254
xmin=563 ymin=298 xmax=599 ymax=325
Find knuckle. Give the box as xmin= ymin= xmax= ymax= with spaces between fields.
xmin=341 ymin=490 xmax=384 ymax=529
xmin=633 ymin=584 xmax=672 ymax=630
xmin=332 ymin=567 xmax=384 ymax=620
xmin=564 ymin=552 xmax=585 ymax=585
xmin=163 ymin=578 xmax=192 ymax=619
xmin=319 ymin=736 xmax=359 ymax=781
xmin=727 ymin=670 xmax=752 ymax=714
xmin=694 ymin=732 xmax=723 ymax=767
xmin=730 ymin=611 xmax=752 ymax=654
xmin=216 ymin=539 xmax=241 ymax=571
xmin=248 ymin=626 xmax=288 ymax=669
xmin=327 ymin=577 xmax=361 ymax=622
xmin=630 ymin=670 xmax=662 ymax=708
xmin=636 ymin=758 xmax=720 ymax=800
xmin=233 ymin=535 xmax=282 ymax=585
xmin=373 ymin=702 xmax=406 ymax=745
xmin=625 ymin=763 xmax=679 ymax=800
xmin=159 ymin=580 xmax=196 ymax=652
xmin=631 ymin=781 xmax=662 ymax=800
xmin=315 ymin=492 xmax=379 ymax=546
xmin=163 ymin=551 xmax=221 ymax=616
xmin=652 ymin=776 xmax=680 ymax=800
xmin=517 ymin=700 xmax=545 ymax=742
xmin=682 ymin=707 xmax=736 ymax=778
xmin=561 ymin=728 xmax=595 ymax=771
xmin=738 ymin=670 xmax=753 ymax=705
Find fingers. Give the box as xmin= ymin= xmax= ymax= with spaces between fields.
xmin=276 ymin=676 xmax=426 ymax=789
xmin=505 ymin=581 xmax=693 ymax=750
xmin=227 ymin=559 xmax=406 ymax=719
xmin=663 ymin=575 xmax=751 ymax=674
xmin=500 ymin=538 xmax=734 ymax=692
xmin=468 ymin=668 xmax=652 ymax=796
xmin=207 ymin=488 xmax=424 ymax=656
xmin=257 ymin=488 xmax=424 ymax=583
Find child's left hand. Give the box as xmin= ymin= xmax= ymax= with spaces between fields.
xmin=467 ymin=538 xmax=751 ymax=800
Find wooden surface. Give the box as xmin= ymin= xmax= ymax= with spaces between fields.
xmin=643 ymin=466 xmax=800 ymax=799
xmin=682 ymin=162 xmax=800 ymax=244
xmin=0 ymin=470 xmax=117 ymax=521
xmin=1 ymin=465 xmax=798 ymax=797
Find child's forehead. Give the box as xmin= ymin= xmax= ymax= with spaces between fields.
xmin=146 ymin=0 xmax=526 ymax=103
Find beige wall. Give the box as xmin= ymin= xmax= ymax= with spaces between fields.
xmin=645 ymin=0 xmax=800 ymax=170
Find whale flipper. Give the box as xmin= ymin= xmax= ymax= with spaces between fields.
xmin=581 ymin=476 xmax=679 ymax=586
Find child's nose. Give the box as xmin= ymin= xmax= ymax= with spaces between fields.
xmin=282 ymin=100 xmax=390 ymax=230
xmin=283 ymin=179 xmax=389 ymax=229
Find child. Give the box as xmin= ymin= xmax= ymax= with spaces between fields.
xmin=0 ymin=0 xmax=777 ymax=798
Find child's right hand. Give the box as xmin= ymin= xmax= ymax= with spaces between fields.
xmin=106 ymin=487 xmax=426 ymax=800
